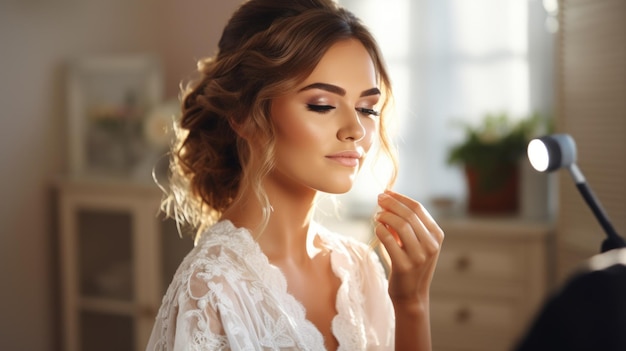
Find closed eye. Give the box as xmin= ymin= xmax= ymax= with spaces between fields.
xmin=306 ymin=104 xmax=336 ymax=114
xmin=356 ymin=107 xmax=380 ymax=117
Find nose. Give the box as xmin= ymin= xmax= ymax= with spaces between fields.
xmin=337 ymin=109 xmax=366 ymax=142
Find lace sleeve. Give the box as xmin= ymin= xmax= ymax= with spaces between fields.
xmin=147 ymin=224 xmax=325 ymax=351
xmin=146 ymin=252 xmax=232 ymax=351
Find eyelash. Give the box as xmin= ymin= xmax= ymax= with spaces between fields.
xmin=306 ymin=104 xmax=380 ymax=117
xmin=356 ymin=107 xmax=380 ymax=117
xmin=306 ymin=104 xmax=335 ymax=113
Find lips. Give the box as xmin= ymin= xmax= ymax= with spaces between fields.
xmin=325 ymin=150 xmax=363 ymax=167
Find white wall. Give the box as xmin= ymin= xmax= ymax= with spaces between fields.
xmin=0 ymin=1 xmax=239 ymax=349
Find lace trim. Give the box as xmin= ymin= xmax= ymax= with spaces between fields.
xmin=316 ymin=226 xmax=367 ymax=350
xmin=195 ymin=221 xmax=325 ymax=349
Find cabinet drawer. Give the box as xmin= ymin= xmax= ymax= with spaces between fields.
xmin=431 ymin=297 xmax=519 ymax=351
xmin=431 ymin=296 xmax=517 ymax=330
xmin=435 ymin=238 xmax=525 ymax=282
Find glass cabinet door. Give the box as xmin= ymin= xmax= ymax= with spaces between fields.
xmin=75 ymin=207 xmax=136 ymax=351
xmin=78 ymin=209 xmax=134 ymax=301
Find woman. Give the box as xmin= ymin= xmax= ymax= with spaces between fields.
xmin=147 ymin=0 xmax=443 ymax=350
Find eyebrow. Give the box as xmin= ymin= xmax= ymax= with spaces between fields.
xmin=298 ymin=82 xmax=381 ymax=97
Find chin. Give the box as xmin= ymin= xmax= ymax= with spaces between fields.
xmin=316 ymin=179 xmax=356 ymax=195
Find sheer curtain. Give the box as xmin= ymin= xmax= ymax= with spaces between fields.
xmin=337 ymin=0 xmax=555 ymax=217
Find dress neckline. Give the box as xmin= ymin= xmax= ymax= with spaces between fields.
xmin=205 ymin=219 xmax=348 ymax=349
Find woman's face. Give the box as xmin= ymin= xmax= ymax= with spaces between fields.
xmin=269 ymin=38 xmax=380 ymax=194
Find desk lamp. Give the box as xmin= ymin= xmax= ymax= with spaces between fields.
xmin=527 ymin=134 xmax=626 ymax=252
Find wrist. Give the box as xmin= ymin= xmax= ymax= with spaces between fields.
xmin=392 ymin=296 xmax=429 ymax=318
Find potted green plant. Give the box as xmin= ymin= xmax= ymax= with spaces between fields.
xmin=447 ymin=112 xmax=542 ymax=214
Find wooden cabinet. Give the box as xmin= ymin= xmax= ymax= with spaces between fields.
xmin=56 ymin=178 xmax=193 ymax=351
xmin=430 ymin=217 xmax=553 ymax=351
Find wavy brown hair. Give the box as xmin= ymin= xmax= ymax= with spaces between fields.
xmin=162 ymin=0 xmax=398 ymax=239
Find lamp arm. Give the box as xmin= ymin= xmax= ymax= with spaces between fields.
xmin=573 ymin=180 xmax=626 ymax=252
xmin=567 ymin=163 xmax=586 ymax=184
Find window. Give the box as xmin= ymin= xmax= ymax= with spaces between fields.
xmin=338 ymin=0 xmax=554 ymax=214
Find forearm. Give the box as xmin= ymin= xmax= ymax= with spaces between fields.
xmin=375 ymin=191 xmax=442 ymax=351
xmin=393 ymin=297 xmax=432 ymax=351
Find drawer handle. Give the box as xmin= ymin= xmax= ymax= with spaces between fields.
xmin=455 ymin=255 xmax=471 ymax=272
xmin=455 ymin=307 xmax=472 ymax=324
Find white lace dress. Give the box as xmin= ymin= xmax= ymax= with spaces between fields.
xmin=146 ymin=220 xmax=395 ymax=350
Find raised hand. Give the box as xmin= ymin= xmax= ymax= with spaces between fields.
xmin=374 ymin=190 xmax=444 ymax=306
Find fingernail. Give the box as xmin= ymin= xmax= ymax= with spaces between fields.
xmin=378 ymin=193 xmax=388 ymax=201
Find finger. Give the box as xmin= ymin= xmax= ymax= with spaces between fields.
xmin=374 ymin=222 xmax=411 ymax=270
xmin=382 ymin=190 xmax=444 ymax=243
xmin=377 ymin=192 xmax=439 ymax=246
xmin=375 ymin=209 xmax=440 ymax=258
xmin=382 ymin=190 xmax=438 ymax=230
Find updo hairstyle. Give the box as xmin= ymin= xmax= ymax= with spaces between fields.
xmin=163 ymin=0 xmax=398 ymax=237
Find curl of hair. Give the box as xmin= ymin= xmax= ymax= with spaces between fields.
xmin=161 ymin=0 xmax=398 ymax=240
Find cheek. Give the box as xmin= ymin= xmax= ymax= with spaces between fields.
xmin=272 ymin=111 xmax=330 ymax=163
xmin=276 ymin=119 xmax=326 ymax=149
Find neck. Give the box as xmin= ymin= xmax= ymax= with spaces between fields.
xmin=221 ymin=173 xmax=321 ymax=264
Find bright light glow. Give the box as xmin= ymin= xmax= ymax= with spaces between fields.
xmin=545 ymin=16 xmax=559 ymax=33
xmin=355 ymin=0 xmax=410 ymax=58
xmin=527 ymin=139 xmax=550 ymax=172
xmin=542 ymin=0 xmax=559 ymax=15
xmin=452 ymin=0 xmax=527 ymax=55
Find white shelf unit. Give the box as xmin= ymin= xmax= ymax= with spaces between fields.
xmin=56 ymin=178 xmax=193 ymax=351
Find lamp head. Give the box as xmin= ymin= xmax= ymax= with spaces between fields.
xmin=527 ymin=133 xmax=577 ymax=172
xmin=527 ymin=133 xmax=625 ymax=252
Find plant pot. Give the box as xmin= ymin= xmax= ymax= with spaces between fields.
xmin=464 ymin=164 xmax=519 ymax=214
